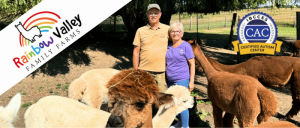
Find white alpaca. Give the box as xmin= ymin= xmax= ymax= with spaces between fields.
xmin=24 ymin=95 xmax=123 ymax=128
xmin=15 ymin=22 xmax=42 ymax=43
xmin=68 ymin=68 xmax=120 ymax=109
xmin=153 ymin=85 xmax=194 ymax=128
xmin=0 ymin=93 xmax=21 ymax=128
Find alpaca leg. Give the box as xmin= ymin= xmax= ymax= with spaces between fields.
xmin=285 ymin=75 xmax=300 ymax=119
xmin=212 ymin=105 xmax=223 ymax=127
xmin=257 ymin=113 xmax=270 ymax=124
xmin=223 ymin=112 xmax=235 ymax=127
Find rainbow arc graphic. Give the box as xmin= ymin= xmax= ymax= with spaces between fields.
xmin=19 ymin=11 xmax=61 ymax=47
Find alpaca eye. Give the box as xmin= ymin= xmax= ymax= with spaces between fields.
xmin=135 ymin=101 xmax=147 ymax=111
xmin=183 ymin=100 xmax=187 ymax=103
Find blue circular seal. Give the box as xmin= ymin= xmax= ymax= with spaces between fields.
xmin=237 ymin=12 xmax=277 ymax=44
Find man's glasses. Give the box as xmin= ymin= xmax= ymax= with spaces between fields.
xmin=171 ymin=31 xmax=181 ymax=34
xmin=147 ymin=12 xmax=159 ymax=16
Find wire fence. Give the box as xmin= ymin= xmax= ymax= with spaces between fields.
xmin=99 ymin=8 xmax=299 ymax=42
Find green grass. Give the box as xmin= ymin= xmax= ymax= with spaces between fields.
xmin=38 ymin=87 xmax=44 ymax=92
xmin=62 ymin=85 xmax=68 ymax=91
xmin=21 ymin=92 xmax=27 ymax=95
xmin=21 ymin=102 xmax=32 ymax=108
xmin=8 ymin=96 xmax=12 ymax=98
xmin=56 ymin=83 xmax=61 ymax=89
xmin=48 ymin=88 xmax=53 ymax=93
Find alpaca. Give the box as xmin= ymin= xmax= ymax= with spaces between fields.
xmin=0 ymin=93 xmax=21 ymax=128
xmin=189 ymin=38 xmax=300 ymax=119
xmin=189 ymin=38 xmax=278 ymax=127
xmin=152 ymin=85 xmax=194 ymax=128
xmin=24 ymin=95 xmax=123 ymax=128
xmin=106 ymin=69 xmax=174 ymax=127
xmin=290 ymin=40 xmax=300 ymax=57
xmin=68 ymin=68 xmax=120 ymax=109
xmin=15 ymin=22 xmax=42 ymax=43
xmin=251 ymin=121 xmax=298 ymax=127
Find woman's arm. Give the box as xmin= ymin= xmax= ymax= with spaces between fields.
xmin=188 ymin=58 xmax=195 ymax=92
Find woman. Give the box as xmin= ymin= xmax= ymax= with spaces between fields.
xmin=166 ymin=22 xmax=195 ymax=128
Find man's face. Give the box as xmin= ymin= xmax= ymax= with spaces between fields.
xmin=147 ymin=8 xmax=161 ymax=24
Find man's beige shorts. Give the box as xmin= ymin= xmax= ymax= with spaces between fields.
xmin=147 ymin=71 xmax=168 ymax=92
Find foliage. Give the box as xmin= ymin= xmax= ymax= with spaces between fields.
xmin=38 ymin=86 xmax=44 ymax=92
xmin=61 ymin=85 xmax=68 ymax=91
xmin=21 ymin=102 xmax=32 ymax=108
xmin=0 ymin=0 xmax=42 ymax=21
xmin=199 ymin=108 xmax=210 ymax=120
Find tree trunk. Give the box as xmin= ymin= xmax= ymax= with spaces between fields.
xmin=116 ymin=0 xmax=176 ymax=42
xmin=157 ymin=0 xmax=176 ymax=25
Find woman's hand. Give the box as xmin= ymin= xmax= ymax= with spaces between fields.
xmin=188 ymin=82 xmax=194 ymax=92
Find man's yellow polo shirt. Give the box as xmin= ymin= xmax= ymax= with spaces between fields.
xmin=133 ymin=23 xmax=170 ymax=72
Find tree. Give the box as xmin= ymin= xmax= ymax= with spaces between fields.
xmin=0 ymin=0 xmax=42 ymax=22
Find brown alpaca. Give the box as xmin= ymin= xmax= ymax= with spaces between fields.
xmin=290 ymin=40 xmax=300 ymax=57
xmin=189 ymin=39 xmax=278 ymax=127
xmin=105 ymin=69 xmax=174 ymax=127
xmin=189 ymin=38 xmax=300 ymax=119
xmin=251 ymin=121 xmax=298 ymax=127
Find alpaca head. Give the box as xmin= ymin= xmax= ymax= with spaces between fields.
xmin=0 ymin=93 xmax=21 ymax=128
xmin=15 ymin=22 xmax=23 ymax=29
xmin=187 ymin=37 xmax=204 ymax=72
xmin=164 ymin=85 xmax=194 ymax=114
xmin=106 ymin=69 xmax=173 ymax=127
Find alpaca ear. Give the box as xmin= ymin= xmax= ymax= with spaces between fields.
xmin=164 ymin=97 xmax=177 ymax=109
xmin=5 ymin=93 xmax=21 ymax=120
xmin=156 ymin=92 xmax=173 ymax=106
xmin=193 ymin=37 xmax=197 ymax=44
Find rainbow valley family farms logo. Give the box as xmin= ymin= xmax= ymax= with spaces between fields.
xmin=13 ymin=11 xmax=82 ymax=71
xmin=232 ymin=12 xmax=283 ymax=55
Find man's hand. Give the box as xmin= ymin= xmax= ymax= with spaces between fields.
xmin=133 ymin=46 xmax=140 ymax=70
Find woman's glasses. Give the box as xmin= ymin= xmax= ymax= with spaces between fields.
xmin=171 ymin=31 xmax=181 ymax=34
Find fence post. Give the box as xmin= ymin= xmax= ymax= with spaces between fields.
xmin=225 ymin=16 xmax=226 ymax=28
xmin=208 ymin=17 xmax=210 ymax=30
xmin=297 ymin=12 xmax=300 ymax=40
xmin=238 ymin=16 xmax=241 ymax=26
xmin=197 ymin=12 xmax=199 ymax=44
xmin=190 ymin=16 xmax=192 ymax=30
xmin=295 ymin=16 xmax=296 ymax=28
xmin=227 ymin=13 xmax=237 ymax=49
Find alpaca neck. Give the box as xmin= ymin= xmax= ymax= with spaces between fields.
xmin=194 ymin=45 xmax=217 ymax=78
xmin=153 ymin=105 xmax=178 ymax=128
xmin=206 ymin=56 xmax=241 ymax=73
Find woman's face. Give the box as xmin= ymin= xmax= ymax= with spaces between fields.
xmin=170 ymin=26 xmax=183 ymax=41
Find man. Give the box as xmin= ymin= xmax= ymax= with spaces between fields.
xmin=133 ymin=4 xmax=169 ymax=92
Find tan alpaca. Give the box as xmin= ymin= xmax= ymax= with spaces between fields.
xmin=152 ymin=85 xmax=194 ymax=128
xmin=68 ymin=68 xmax=120 ymax=109
xmin=189 ymin=38 xmax=300 ymax=119
xmin=190 ymin=39 xmax=278 ymax=127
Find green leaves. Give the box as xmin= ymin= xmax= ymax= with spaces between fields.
xmin=0 ymin=0 xmax=42 ymax=22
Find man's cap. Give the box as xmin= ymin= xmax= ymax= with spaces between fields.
xmin=147 ymin=4 xmax=161 ymax=11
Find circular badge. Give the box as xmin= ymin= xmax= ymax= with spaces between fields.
xmin=237 ymin=12 xmax=277 ymax=44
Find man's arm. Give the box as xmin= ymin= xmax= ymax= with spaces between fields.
xmin=133 ymin=46 xmax=140 ymax=70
